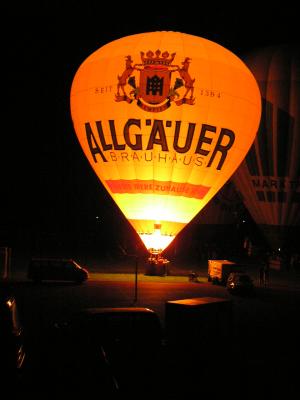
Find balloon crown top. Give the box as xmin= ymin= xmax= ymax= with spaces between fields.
xmin=140 ymin=50 xmax=176 ymax=66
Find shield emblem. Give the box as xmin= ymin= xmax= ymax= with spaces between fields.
xmin=139 ymin=66 xmax=171 ymax=104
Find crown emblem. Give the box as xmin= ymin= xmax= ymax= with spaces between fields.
xmin=115 ymin=50 xmax=195 ymax=112
xmin=140 ymin=50 xmax=176 ymax=66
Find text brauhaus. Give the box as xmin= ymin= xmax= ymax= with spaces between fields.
xmin=85 ymin=119 xmax=236 ymax=171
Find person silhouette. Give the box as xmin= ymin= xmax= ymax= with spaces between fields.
xmin=259 ymin=264 xmax=264 ymax=287
xmin=263 ymin=262 xmax=269 ymax=287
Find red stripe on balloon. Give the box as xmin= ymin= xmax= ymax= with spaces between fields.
xmin=105 ymin=179 xmax=210 ymax=199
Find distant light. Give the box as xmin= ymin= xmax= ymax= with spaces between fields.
xmin=95 ymin=216 xmax=99 ymax=220
xmin=278 ymin=247 xmax=281 ymax=252
xmin=242 ymin=220 xmax=246 ymax=223
xmin=6 ymin=299 xmax=13 ymax=307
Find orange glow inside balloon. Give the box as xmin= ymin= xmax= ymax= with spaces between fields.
xmin=70 ymin=32 xmax=261 ymax=254
xmin=138 ymin=224 xmax=175 ymax=254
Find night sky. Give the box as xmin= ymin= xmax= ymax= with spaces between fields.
xmin=1 ymin=1 xmax=299 ymax=254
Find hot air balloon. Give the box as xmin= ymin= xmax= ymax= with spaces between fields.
xmin=70 ymin=31 xmax=261 ymax=256
xmin=232 ymin=44 xmax=300 ymax=254
xmin=164 ymin=181 xmax=247 ymax=263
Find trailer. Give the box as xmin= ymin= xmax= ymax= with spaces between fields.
xmin=208 ymin=259 xmax=245 ymax=285
xmin=165 ymin=297 xmax=233 ymax=347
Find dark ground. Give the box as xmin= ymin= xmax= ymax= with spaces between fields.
xmin=1 ymin=252 xmax=300 ymax=398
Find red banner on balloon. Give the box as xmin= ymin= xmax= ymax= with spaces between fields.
xmin=105 ymin=179 xmax=210 ymax=199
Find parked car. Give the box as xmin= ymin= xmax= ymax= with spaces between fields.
xmin=53 ymin=307 xmax=164 ymax=392
xmin=34 ymin=319 xmax=120 ymax=394
xmin=226 ymin=271 xmax=254 ymax=295
xmin=27 ymin=258 xmax=89 ymax=283
xmin=75 ymin=307 xmax=163 ymax=358
xmin=0 ymin=293 xmax=26 ymax=383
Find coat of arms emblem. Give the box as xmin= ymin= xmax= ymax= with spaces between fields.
xmin=115 ymin=50 xmax=195 ymax=112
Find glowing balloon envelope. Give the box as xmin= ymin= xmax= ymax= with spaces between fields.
xmin=70 ymin=31 xmax=261 ymax=253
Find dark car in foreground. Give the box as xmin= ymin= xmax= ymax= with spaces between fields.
xmin=27 ymin=258 xmax=89 ymax=283
xmin=0 ymin=293 xmax=26 ymax=383
xmin=51 ymin=307 xmax=164 ymax=393
xmin=226 ymin=272 xmax=255 ymax=295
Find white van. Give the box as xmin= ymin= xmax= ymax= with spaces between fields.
xmin=27 ymin=258 xmax=89 ymax=283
